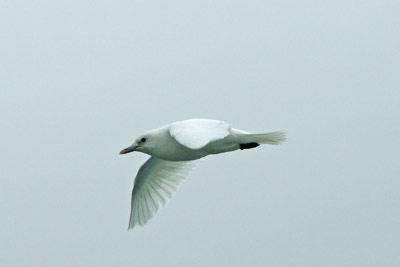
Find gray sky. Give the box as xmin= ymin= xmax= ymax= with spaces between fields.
xmin=1 ymin=0 xmax=399 ymax=266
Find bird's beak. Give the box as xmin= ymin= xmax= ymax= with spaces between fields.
xmin=119 ymin=145 xmax=138 ymax=155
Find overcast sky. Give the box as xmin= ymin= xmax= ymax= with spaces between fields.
xmin=1 ymin=0 xmax=399 ymax=266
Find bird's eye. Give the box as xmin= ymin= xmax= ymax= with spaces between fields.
xmin=141 ymin=137 xmax=146 ymax=143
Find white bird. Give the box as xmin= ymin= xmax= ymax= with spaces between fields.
xmin=120 ymin=119 xmax=286 ymax=229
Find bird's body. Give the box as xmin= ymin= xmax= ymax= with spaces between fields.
xmin=137 ymin=120 xmax=246 ymax=161
xmin=120 ymin=119 xmax=286 ymax=229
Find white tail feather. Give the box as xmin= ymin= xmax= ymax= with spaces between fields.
xmin=241 ymin=131 xmax=287 ymax=145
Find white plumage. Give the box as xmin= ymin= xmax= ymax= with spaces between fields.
xmin=128 ymin=157 xmax=197 ymax=227
xmin=120 ymin=119 xmax=286 ymax=229
xmin=169 ymin=119 xmax=230 ymax=149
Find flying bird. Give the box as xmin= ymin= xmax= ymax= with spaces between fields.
xmin=120 ymin=119 xmax=286 ymax=229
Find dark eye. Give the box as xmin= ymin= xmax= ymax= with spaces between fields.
xmin=141 ymin=137 xmax=146 ymax=143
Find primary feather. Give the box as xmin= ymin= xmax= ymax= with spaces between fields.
xmin=128 ymin=157 xmax=197 ymax=229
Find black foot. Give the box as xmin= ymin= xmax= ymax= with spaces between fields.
xmin=239 ymin=142 xmax=260 ymax=150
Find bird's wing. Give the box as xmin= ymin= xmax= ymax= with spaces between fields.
xmin=169 ymin=119 xmax=231 ymax=149
xmin=129 ymin=156 xmax=197 ymax=229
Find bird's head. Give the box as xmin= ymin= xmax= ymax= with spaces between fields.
xmin=120 ymin=134 xmax=154 ymax=155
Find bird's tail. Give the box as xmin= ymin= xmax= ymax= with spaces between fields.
xmin=239 ymin=131 xmax=287 ymax=145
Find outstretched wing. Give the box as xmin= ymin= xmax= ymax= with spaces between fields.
xmin=129 ymin=157 xmax=197 ymax=229
xmin=169 ymin=119 xmax=231 ymax=150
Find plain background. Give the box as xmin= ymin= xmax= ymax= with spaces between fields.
xmin=1 ymin=1 xmax=399 ymax=266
